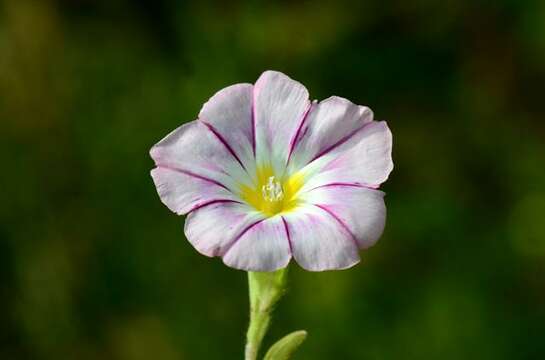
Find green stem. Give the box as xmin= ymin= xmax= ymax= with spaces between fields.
xmin=244 ymin=269 xmax=288 ymax=360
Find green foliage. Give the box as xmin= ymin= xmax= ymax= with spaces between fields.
xmin=263 ymin=330 xmax=307 ymax=360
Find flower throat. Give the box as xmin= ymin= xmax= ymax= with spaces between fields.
xmin=239 ymin=166 xmax=304 ymax=216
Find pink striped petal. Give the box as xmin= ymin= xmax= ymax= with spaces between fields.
xmin=283 ymin=205 xmax=361 ymax=271
xmin=222 ymin=216 xmax=292 ymax=271
xmin=185 ymin=201 xmax=264 ymax=258
xmin=198 ymin=83 xmax=257 ymax=180
xmin=253 ymin=71 xmax=310 ymax=176
xmin=150 ymin=120 xmax=251 ymax=193
xmin=299 ymin=185 xmax=386 ymax=249
xmin=287 ymin=96 xmax=373 ymax=174
xmin=151 ymin=167 xmax=238 ymax=215
xmin=299 ymin=121 xmax=393 ymax=191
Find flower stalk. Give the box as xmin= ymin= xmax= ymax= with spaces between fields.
xmin=245 ymin=269 xmax=288 ymax=360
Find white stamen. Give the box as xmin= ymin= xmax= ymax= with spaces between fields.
xmin=262 ymin=176 xmax=284 ymax=202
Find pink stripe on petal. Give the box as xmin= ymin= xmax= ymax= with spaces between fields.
xmin=283 ymin=206 xmax=360 ymax=271
xmin=314 ymin=204 xmax=359 ymax=249
xmin=287 ymin=100 xmax=316 ymax=166
xmin=150 ymin=120 xmax=250 ymax=193
xmin=151 ymin=167 xmax=238 ymax=215
xmin=156 ymin=164 xmax=231 ymax=191
xmin=310 ymin=122 xmax=370 ymax=163
xmin=187 ymin=199 xmax=243 ymax=213
xmin=281 ymin=216 xmax=293 ymax=255
xmin=222 ymin=216 xmax=291 ymax=271
xmin=251 ymin=91 xmax=256 ymax=156
xmin=200 ymin=120 xmax=247 ymax=171
xmin=253 ymin=71 xmax=310 ymax=174
xmin=223 ymin=218 xmax=267 ymax=257
xmin=299 ymin=186 xmax=386 ymax=249
xmin=285 ymin=96 xmax=374 ymax=177
xmin=184 ymin=201 xmax=263 ymax=257
xmin=196 ymin=84 xmax=256 ymax=181
xmin=306 ymin=182 xmax=379 ymax=192
xmin=297 ymin=121 xmax=393 ymax=192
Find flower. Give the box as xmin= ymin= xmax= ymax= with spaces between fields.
xmin=150 ymin=71 xmax=393 ymax=271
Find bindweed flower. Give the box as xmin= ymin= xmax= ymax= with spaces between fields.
xmin=151 ymin=71 xmax=394 ymax=359
xmin=150 ymin=71 xmax=393 ymax=272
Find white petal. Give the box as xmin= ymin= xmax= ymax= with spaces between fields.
xmin=184 ymin=201 xmax=264 ymax=257
xmin=253 ymin=71 xmax=310 ymax=176
xmin=299 ymin=121 xmax=393 ymax=191
xmin=287 ymin=96 xmax=373 ymax=174
xmin=150 ymin=120 xmax=252 ymax=193
xmin=299 ymin=185 xmax=386 ymax=249
xmin=198 ymin=83 xmax=257 ymax=181
xmin=283 ymin=205 xmax=360 ymax=271
xmin=222 ymin=215 xmax=292 ymax=271
xmin=151 ymin=167 xmax=238 ymax=215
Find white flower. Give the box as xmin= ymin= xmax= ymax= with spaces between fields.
xmin=150 ymin=71 xmax=393 ymax=271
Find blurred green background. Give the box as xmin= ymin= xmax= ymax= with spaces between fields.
xmin=2 ymin=0 xmax=545 ymax=359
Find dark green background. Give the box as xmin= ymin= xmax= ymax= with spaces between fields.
xmin=2 ymin=0 xmax=545 ymax=359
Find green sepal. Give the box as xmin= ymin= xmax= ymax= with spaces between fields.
xmin=248 ymin=268 xmax=288 ymax=313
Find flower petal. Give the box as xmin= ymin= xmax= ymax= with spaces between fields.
xmin=184 ymin=201 xmax=264 ymax=257
xmin=283 ymin=205 xmax=360 ymax=271
xmin=253 ymin=71 xmax=310 ymax=175
xmin=287 ymin=96 xmax=373 ymax=174
xmin=299 ymin=185 xmax=386 ymax=249
xmin=198 ymin=83 xmax=257 ymax=180
xmin=151 ymin=167 xmax=238 ymax=215
xmin=299 ymin=121 xmax=393 ymax=191
xmin=222 ymin=215 xmax=292 ymax=271
xmin=150 ymin=120 xmax=252 ymax=194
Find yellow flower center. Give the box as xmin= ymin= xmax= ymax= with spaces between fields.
xmin=240 ymin=166 xmax=304 ymax=216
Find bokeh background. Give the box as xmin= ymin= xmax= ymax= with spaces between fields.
xmin=2 ymin=0 xmax=545 ymax=359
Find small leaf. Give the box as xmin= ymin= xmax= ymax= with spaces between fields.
xmin=263 ymin=330 xmax=307 ymax=360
